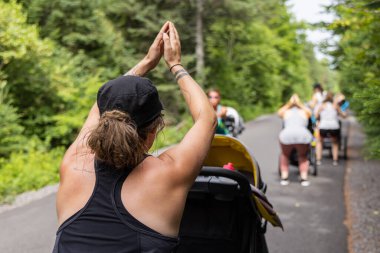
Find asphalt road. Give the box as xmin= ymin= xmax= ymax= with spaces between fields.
xmin=0 ymin=114 xmax=348 ymax=253
xmin=240 ymin=115 xmax=347 ymax=253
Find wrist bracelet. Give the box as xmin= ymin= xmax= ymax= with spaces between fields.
xmin=169 ymin=63 xmax=183 ymax=72
xmin=173 ymin=69 xmax=187 ymax=76
xmin=175 ymin=72 xmax=190 ymax=82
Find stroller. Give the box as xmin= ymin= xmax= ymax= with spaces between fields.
xmin=177 ymin=135 xmax=283 ymax=253
xmin=223 ymin=107 xmax=245 ymax=137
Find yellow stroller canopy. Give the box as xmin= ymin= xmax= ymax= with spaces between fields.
xmin=203 ymin=135 xmax=283 ymax=229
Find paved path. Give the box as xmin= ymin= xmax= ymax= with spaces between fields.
xmin=0 ymin=114 xmax=358 ymax=252
xmin=0 ymin=194 xmax=56 ymax=253
xmin=240 ymin=115 xmax=347 ymax=253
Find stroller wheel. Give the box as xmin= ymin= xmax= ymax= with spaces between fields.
xmin=309 ymin=147 xmax=318 ymax=176
xmin=342 ymin=136 xmax=348 ymax=160
xmin=310 ymin=165 xmax=318 ymax=176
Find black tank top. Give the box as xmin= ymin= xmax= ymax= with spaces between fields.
xmin=52 ymin=159 xmax=179 ymax=253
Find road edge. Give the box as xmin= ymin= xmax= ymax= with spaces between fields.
xmin=343 ymin=117 xmax=355 ymax=253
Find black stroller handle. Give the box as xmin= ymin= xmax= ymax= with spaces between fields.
xmin=200 ymin=167 xmax=252 ymax=196
xmin=199 ymin=167 xmax=280 ymax=224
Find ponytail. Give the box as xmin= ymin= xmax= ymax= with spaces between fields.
xmin=87 ymin=110 xmax=163 ymax=169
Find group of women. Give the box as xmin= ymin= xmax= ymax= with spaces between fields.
xmin=278 ymin=84 xmax=347 ymax=186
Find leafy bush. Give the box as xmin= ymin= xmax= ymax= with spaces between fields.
xmin=0 ymin=102 xmax=25 ymax=157
xmin=152 ymin=117 xmax=193 ymax=152
xmin=0 ymin=147 xmax=64 ymax=203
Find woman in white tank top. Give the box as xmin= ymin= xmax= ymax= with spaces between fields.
xmin=278 ymin=94 xmax=312 ymax=186
xmin=316 ymin=92 xmax=346 ymax=165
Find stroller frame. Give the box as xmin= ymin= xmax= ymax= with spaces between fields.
xmin=177 ymin=135 xmax=282 ymax=253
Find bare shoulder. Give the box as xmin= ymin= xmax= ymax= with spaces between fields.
xmin=282 ymin=109 xmax=291 ymax=119
xmin=130 ymin=154 xmax=188 ymax=191
xmin=57 ymin=142 xmax=96 ymax=225
xmin=137 ymin=155 xmax=176 ymax=184
xmin=60 ymin=140 xmax=95 ymax=178
xmin=122 ymin=155 xmax=186 ymax=214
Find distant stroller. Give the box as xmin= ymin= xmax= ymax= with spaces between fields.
xmin=224 ymin=107 xmax=245 ymax=137
xmin=178 ymin=135 xmax=283 ymax=253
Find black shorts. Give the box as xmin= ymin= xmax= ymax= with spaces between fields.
xmin=320 ymin=129 xmax=340 ymax=138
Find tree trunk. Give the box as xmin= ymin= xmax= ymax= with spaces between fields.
xmin=195 ymin=0 xmax=204 ymax=83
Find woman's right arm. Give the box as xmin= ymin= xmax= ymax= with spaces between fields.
xmin=158 ymin=22 xmax=217 ymax=187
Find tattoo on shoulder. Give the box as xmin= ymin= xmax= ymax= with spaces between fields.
xmin=73 ymin=167 xmax=94 ymax=173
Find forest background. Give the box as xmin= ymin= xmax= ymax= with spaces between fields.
xmin=0 ymin=0 xmax=378 ymax=203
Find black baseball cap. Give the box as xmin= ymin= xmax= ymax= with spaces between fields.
xmin=97 ymin=75 xmax=163 ymax=128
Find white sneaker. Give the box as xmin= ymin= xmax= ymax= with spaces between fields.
xmin=316 ymin=160 xmax=322 ymax=166
xmin=300 ymin=179 xmax=310 ymax=187
xmin=333 ymin=160 xmax=338 ymax=166
xmin=280 ymin=179 xmax=289 ymax=186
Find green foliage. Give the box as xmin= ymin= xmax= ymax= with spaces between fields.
xmin=329 ymin=0 xmax=380 ymax=158
xmin=0 ymin=1 xmax=51 ymax=64
xmin=204 ymin=0 xmax=319 ymax=113
xmin=45 ymin=69 xmax=102 ymax=146
xmin=22 ymin=0 xmax=131 ymax=73
xmin=0 ymin=102 xmax=25 ymax=157
xmin=152 ymin=117 xmax=193 ymax=151
xmin=0 ymin=147 xmax=64 ymax=203
xmin=0 ymin=0 xmax=63 ymax=138
xmin=206 ymin=20 xmax=282 ymax=110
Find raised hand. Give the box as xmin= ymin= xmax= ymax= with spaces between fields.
xmin=125 ymin=22 xmax=169 ymax=76
xmin=289 ymin=94 xmax=300 ymax=105
xmin=162 ymin=22 xmax=181 ymax=71
xmin=144 ymin=21 xmax=170 ymax=70
xmin=293 ymin=94 xmax=301 ymax=104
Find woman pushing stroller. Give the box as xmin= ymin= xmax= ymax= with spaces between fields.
xmin=278 ymin=94 xmax=313 ymax=186
xmin=53 ymin=22 xmax=217 ymax=252
xmin=207 ymin=88 xmax=244 ymax=137
xmin=315 ymin=92 xmax=347 ymax=166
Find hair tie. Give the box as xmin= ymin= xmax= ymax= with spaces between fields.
xmin=169 ymin=63 xmax=183 ymax=72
